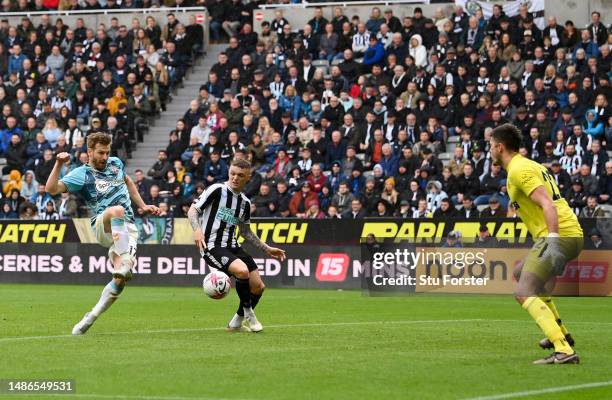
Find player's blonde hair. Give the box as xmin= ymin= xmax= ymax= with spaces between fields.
xmin=230 ymin=158 xmax=251 ymax=170
xmin=87 ymin=132 xmax=112 ymax=149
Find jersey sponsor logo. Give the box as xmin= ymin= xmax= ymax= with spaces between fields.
xmin=94 ymin=178 xmax=123 ymax=194
xmin=315 ymin=253 xmax=350 ymax=282
xmin=216 ymin=207 xmax=241 ymax=225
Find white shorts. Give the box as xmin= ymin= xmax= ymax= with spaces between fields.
xmin=94 ymin=214 xmax=139 ymax=263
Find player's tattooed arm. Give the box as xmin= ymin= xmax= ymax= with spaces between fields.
xmin=187 ymin=206 xmax=202 ymax=231
xmin=238 ymin=222 xmax=270 ymax=252
xmin=188 ymin=206 xmax=206 ymax=252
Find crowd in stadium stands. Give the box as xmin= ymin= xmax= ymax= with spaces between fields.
xmin=0 ymin=2 xmax=610 ymax=222
xmin=0 ymin=9 xmax=203 ymax=219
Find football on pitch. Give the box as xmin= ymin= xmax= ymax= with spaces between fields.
xmin=202 ymin=270 xmax=231 ymax=299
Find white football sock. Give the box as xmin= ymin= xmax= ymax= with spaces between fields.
xmin=91 ymin=280 xmax=123 ymax=318
xmin=111 ymin=217 xmax=130 ymax=255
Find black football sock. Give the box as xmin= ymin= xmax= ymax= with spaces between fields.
xmin=251 ymin=293 xmax=262 ymax=310
xmin=236 ymin=302 xmax=244 ymax=317
xmin=235 ymin=278 xmax=252 ymax=314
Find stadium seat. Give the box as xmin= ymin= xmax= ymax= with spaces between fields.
xmin=438 ymin=152 xmax=452 ymax=161
xmin=447 ymin=136 xmax=460 ymax=143
xmin=312 ymin=60 xmax=329 ymax=68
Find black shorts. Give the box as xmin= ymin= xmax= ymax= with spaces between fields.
xmin=202 ymin=246 xmax=258 ymax=275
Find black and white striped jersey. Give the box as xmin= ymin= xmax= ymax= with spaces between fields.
xmin=192 ymin=183 xmax=251 ymax=250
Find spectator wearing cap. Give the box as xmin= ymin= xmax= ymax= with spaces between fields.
xmin=475 ymin=225 xmax=497 ymax=247
xmin=471 ymin=144 xmax=488 ymax=179
xmin=548 ymin=160 xmax=571 ymax=198
xmin=537 ymin=141 xmax=558 ymax=168
xmin=567 ymin=178 xmax=586 ymax=215
xmin=271 ymin=147 xmax=291 ymax=178
xmin=481 ymin=195 xmax=506 ymax=218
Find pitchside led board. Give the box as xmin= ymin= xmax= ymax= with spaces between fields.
xmin=0 ymin=218 xmax=610 ymax=296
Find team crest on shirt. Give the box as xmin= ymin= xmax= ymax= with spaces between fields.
xmin=221 ymin=256 xmax=229 ymax=265
xmin=109 ymin=165 xmax=119 ymax=175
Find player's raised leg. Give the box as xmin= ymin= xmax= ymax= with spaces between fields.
xmin=73 ymin=206 xmax=136 ymax=335
xmin=103 ymin=206 xmax=135 ymax=280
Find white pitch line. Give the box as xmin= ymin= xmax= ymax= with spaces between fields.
xmin=0 ymin=319 xmax=489 ymax=343
xmin=2 ymin=318 xmax=611 ymax=344
xmin=463 ymin=380 xmax=612 ymax=400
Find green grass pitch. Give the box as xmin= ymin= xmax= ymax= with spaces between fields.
xmin=1 ymin=284 xmax=611 ymax=400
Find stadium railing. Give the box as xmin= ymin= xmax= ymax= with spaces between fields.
xmin=1 ymin=7 xmax=209 ymax=48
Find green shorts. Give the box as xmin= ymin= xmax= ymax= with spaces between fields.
xmin=523 ymin=236 xmax=584 ymax=281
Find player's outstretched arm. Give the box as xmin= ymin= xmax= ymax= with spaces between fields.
xmin=238 ymin=222 xmax=286 ymax=261
xmin=187 ymin=205 xmax=206 ymax=252
xmin=45 ymin=152 xmax=69 ymax=195
xmin=124 ymin=175 xmax=160 ymax=216
xmin=529 ymin=186 xmax=559 ymax=235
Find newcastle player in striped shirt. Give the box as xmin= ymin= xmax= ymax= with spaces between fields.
xmin=188 ymin=158 xmax=286 ymax=332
